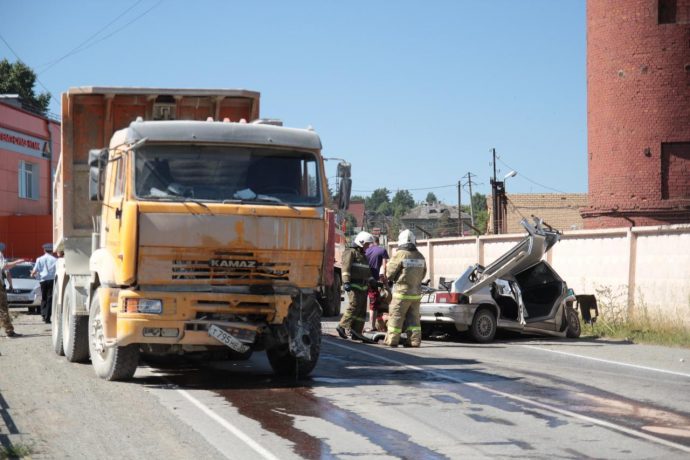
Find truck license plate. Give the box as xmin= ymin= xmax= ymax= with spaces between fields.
xmin=208 ymin=324 xmax=250 ymax=353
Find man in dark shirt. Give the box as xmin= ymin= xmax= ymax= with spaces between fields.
xmin=365 ymin=236 xmax=389 ymax=282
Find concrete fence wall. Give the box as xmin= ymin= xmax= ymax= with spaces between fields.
xmin=392 ymin=224 xmax=690 ymax=323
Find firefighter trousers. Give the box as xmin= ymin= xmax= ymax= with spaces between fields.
xmin=384 ymin=298 xmax=421 ymax=347
xmin=338 ymin=287 xmax=368 ymax=334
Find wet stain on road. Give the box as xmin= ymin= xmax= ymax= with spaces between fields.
xmin=469 ymin=367 xmax=690 ymax=447
xmin=466 ymin=413 xmax=515 ymax=426
xmin=216 ymin=385 xmax=449 ymax=459
xmin=144 ymin=338 xmax=690 ymax=457
xmin=145 ymin=356 xmax=449 ymax=459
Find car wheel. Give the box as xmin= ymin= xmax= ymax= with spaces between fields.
xmin=565 ymin=306 xmax=581 ymax=338
xmin=470 ymin=307 xmax=497 ymax=343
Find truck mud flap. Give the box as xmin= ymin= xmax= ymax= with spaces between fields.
xmin=286 ymin=295 xmax=321 ymax=361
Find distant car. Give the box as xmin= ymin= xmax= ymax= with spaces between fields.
xmin=4 ymin=262 xmax=41 ymax=313
xmin=420 ymin=218 xmax=586 ymax=343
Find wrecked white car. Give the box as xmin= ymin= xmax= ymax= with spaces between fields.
xmin=420 ymin=218 xmax=588 ymax=343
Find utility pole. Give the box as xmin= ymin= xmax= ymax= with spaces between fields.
xmin=490 ymin=148 xmax=499 ymax=234
xmin=466 ymin=172 xmax=476 ymax=228
xmin=457 ymin=180 xmax=463 ymax=236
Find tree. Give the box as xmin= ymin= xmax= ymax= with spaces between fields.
xmin=435 ymin=209 xmax=452 ymax=238
xmin=472 ymin=192 xmax=488 ymax=212
xmin=365 ymin=188 xmax=391 ymax=215
xmin=425 ymin=192 xmax=438 ymax=204
xmin=343 ymin=212 xmax=359 ymax=236
xmin=0 ymin=59 xmax=51 ymax=115
xmin=469 ymin=193 xmax=488 ymax=235
xmin=475 ymin=209 xmax=489 ymax=235
xmin=391 ymin=189 xmax=415 ymax=217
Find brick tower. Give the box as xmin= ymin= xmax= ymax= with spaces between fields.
xmin=582 ymin=0 xmax=690 ymax=228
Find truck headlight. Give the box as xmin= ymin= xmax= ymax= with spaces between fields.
xmin=124 ymin=298 xmax=163 ymax=314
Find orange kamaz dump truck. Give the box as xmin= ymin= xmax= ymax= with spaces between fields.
xmin=51 ymin=87 xmax=350 ymax=380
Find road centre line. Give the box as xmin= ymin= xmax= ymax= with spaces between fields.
xmin=522 ymin=345 xmax=690 ymax=379
xmin=175 ymin=387 xmax=281 ymax=460
xmin=326 ymin=338 xmax=690 ymax=454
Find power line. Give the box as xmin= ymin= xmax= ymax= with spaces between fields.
xmin=495 ymin=155 xmax=568 ymax=194
xmin=352 ymin=183 xmax=457 ymax=193
xmin=0 ymin=32 xmax=53 ymax=96
xmin=39 ymin=0 xmax=164 ymax=75
xmin=37 ymin=0 xmax=145 ymax=74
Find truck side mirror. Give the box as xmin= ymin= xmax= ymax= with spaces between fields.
xmin=336 ymin=161 xmax=351 ymax=210
xmin=88 ymin=148 xmax=108 ymax=201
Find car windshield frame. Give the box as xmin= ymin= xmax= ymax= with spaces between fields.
xmin=133 ymin=144 xmax=324 ymax=206
xmin=9 ymin=264 xmax=33 ymax=279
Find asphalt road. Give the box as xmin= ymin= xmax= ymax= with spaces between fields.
xmin=1 ymin=310 xmax=690 ymax=459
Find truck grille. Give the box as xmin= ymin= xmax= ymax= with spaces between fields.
xmin=172 ymin=254 xmax=290 ymax=282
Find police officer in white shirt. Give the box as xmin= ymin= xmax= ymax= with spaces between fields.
xmin=31 ymin=244 xmax=57 ymax=324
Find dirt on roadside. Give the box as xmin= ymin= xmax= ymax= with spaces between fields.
xmin=0 ymin=309 xmax=225 ymax=459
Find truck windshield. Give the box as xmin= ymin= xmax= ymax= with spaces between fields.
xmin=134 ymin=145 xmax=322 ymax=206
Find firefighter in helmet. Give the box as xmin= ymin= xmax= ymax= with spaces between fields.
xmin=336 ymin=231 xmax=375 ymax=340
xmin=384 ymin=229 xmax=427 ymax=347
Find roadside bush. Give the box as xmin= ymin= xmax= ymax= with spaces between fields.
xmin=585 ymin=284 xmax=690 ymax=347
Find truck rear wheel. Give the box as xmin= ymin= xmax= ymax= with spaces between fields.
xmin=323 ymin=275 xmax=342 ymax=317
xmin=89 ymin=289 xmax=139 ymax=381
xmin=51 ymin=281 xmax=64 ymax=356
xmin=62 ymin=281 xmax=90 ymax=362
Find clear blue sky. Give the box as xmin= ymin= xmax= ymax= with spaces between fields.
xmin=1 ymin=0 xmax=586 ymax=204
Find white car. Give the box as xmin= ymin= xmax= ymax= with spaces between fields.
xmin=4 ymin=262 xmax=42 ymax=313
xmin=420 ymin=218 xmax=590 ymax=343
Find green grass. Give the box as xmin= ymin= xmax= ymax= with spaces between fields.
xmin=583 ymin=318 xmax=690 ymax=348
xmin=0 ymin=442 xmax=33 ymax=459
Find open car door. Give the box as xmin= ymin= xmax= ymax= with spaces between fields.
xmin=459 ymin=218 xmax=557 ymax=297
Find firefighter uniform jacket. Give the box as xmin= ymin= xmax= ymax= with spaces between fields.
xmin=341 ymin=246 xmax=371 ymax=286
xmin=386 ymin=246 xmax=427 ymax=296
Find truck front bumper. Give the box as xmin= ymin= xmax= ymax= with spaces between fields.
xmin=113 ymin=289 xmax=293 ymax=347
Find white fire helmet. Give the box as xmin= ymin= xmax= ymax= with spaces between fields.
xmin=397 ymin=229 xmax=416 ymax=246
xmin=354 ymin=231 xmax=375 ymax=248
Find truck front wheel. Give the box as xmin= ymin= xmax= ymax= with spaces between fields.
xmin=266 ymin=342 xmax=319 ymax=378
xmin=89 ymin=289 xmax=140 ymax=381
xmin=267 ymin=297 xmax=321 ymax=378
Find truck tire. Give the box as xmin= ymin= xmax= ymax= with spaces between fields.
xmin=266 ymin=343 xmax=319 ymax=378
xmin=323 ymin=275 xmax=342 ymax=317
xmin=51 ymin=281 xmax=64 ymax=356
xmin=267 ymin=300 xmax=321 ymax=378
xmin=89 ymin=290 xmax=139 ymax=381
xmin=470 ymin=307 xmax=497 ymax=343
xmin=62 ymin=281 xmax=90 ymax=362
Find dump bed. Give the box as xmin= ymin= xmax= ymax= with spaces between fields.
xmin=53 ymin=87 xmax=261 ymax=254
